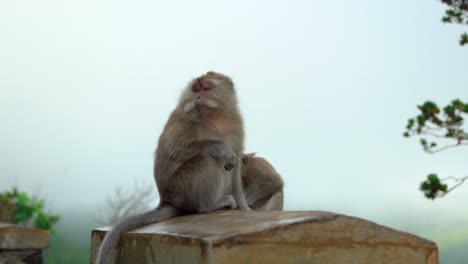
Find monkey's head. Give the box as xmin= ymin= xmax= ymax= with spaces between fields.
xmin=241 ymin=153 xmax=256 ymax=185
xmin=180 ymin=71 xmax=238 ymax=116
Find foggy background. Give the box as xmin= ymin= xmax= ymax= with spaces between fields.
xmin=1 ymin=0 xmax=467 ymax=263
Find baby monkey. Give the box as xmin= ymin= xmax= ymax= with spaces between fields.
xmin=241 ymin=153 xmax=284 ymax=211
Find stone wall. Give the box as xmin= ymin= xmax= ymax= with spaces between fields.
xmin=0 ymin=223 xmax=50 ymax=264
xmin=91 ymin=211 xmax=438 ymax=264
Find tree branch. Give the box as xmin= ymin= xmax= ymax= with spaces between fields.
xmin=424 ymin=142 xmax=468 ymax=153
xmin=438 ymin=175 xmax=468 ymax=197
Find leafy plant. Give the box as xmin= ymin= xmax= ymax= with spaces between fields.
xmin=0 ymin=187 xmax=60 ymax=233
xmin=420 ymin=174 xmax=467 ymax=199
xmin=404 ymin=99 xmax=468 ymax=199
xmin=439 ymin=0 xmax=468 ymax=45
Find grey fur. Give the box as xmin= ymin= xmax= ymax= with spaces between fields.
xmin=95 ymin=204 xmax=183 ymax=263
xmin=95 ymin=72 xmax=251 ymax=264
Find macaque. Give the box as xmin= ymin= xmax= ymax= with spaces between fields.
xmin=96 ymin=71 xmax=251 ymax=264
xmin=241 ymin=153 xmax=284 ymax=211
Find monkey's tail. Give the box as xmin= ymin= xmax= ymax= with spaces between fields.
xmin=95 ymin=203 xmax=183 ymax=264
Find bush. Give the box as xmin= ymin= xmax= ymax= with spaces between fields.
xmin=0 ymin=187 xmax=60 ymax=233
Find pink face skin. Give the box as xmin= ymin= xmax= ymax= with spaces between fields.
xmin=192 ymin=78 xmax=213 ymax=106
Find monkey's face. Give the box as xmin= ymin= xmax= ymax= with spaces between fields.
xmin=192 ymin=77 xmax=217 ymax=107
xmin=182 ymin=71 xmax=236 ymax=114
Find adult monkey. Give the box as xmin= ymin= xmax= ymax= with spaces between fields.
xmin=96 ymin=71 xmax=251 ymax=264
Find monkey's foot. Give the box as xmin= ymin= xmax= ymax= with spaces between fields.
xmin=198 ymin=196 xmax=237 ymax=213
xmin=237 ymin=202 xmax=252 ymax=211
xmin=239 ymin=206 xmax=252 ymax=211
xmin=219 ymin=195 xmax=237 ymax=210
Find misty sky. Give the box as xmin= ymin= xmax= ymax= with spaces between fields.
xmin=1 ymin=0 xmax=468 ymax=246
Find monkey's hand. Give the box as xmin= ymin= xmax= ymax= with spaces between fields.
xmin=209 ymin=143 xmax=237 ymax=171
xmin=232 ymin=191 xmax=252 ymax=211
xmin=237 ymin=202 xmax=252 ymax=211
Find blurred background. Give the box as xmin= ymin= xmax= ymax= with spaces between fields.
xmin=1 ymin=0 xmax=467 ymax=263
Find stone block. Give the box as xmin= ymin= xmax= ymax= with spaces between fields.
xmin=0 ymin=223 xmax=50 ymax=264
xmin=91 ymin=211 xmax=438 ymax=264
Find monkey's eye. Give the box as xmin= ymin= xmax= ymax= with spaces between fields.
xmin=242 ymin=155 xmax=248 ymax=164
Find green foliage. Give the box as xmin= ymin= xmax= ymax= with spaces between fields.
xmin=404 ymin=99 xmax=468 ymax=199
xmin=420 ymin=174 xmax=448 ymax=199
xmin=0 ymin=187 xmax=60 ymax=233
xmin=461 ymin=32 xmax=468 ymax=45
xmin=404 ymin=99 xmax=467 ymax=153
xmin=439 ymin=0 xmax=468 ymax=45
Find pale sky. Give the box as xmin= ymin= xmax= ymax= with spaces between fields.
xmin=1 ymin=0 xmax=467 ymax=242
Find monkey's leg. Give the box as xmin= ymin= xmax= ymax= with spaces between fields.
xmin=246 ymin=186 xmax=276 ymax=207
xmin=220 ymin=195 xmax=238 ymax=209
xmin=231 ymin=158 xmax=251 ymax=211
xmin=196 ymin=163 xmax=241 ymax=213
xmin=181 ymin=157 xmax=235 ymax=213
xmin=257 ymin=191 xmax=283 ymax=211
xmin=198 ymin=195 xmax=237 ymax=213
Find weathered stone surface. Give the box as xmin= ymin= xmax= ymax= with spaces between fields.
xmin=90 ymin=211 xmax=438 ymax=264
xmin=0 ymin=223 xmax=49 ymax=264
xmin=0 ymin=249 xmax=42 ymax=264
xmin=0 ymin=223 xmax=50 ymax=249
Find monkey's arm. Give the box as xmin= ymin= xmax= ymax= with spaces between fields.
xmin=168 ymin=140 xmax=236 ymax=168
xmin=231 ymin=161 xmax=251 ymax=211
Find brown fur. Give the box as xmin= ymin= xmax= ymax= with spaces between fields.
xmin=241 ymin=153 xmax=284 ymax=210
xmin=155 ymin=71 xmax=249 ymax=211
xmin=96 ymin=72 xmax=250 ymax=264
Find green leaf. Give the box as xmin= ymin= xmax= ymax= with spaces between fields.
xmin=460 ymin=33 xmax=468 ymax=46
xmin=420 ymin=181 xmax=430 ymax=190
xmin=421 ymin=101 xmax=438 ymax=115
xmin=16 ymin=193 xmax=29 ymax=205
xmin=440 ymin=184 xmax=448 ymax=192
xmin=428 ymin=173 xmax=440 ymax=184
xmin=406 ymin=118 xmax=415 ymax=129
xmin=442 ymin=16 xmax=451 ymax=23
xmin=452 ymin=99 xmax=463 ymax=109
xmin=13 ymin=210 xmax=30 ymax=223
xmin=34 ymin=199 xmax=45 ymax=211
xmin=403 ymin=132 xmax=410 ymax=138
xmin=463 ymin=104 xmax=468 ymax=113
xmin=417 ymin=115 xmax=425 ymax=126
xmin=420 ymin=138 xmax=428 ymax=146
xmin=446 ymin=9 xmax=456 ymax=16
xmin=35 ymin=212 xmax=51 ymax=230
xmin=444 ymin=105 xmax=455 ymax=115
